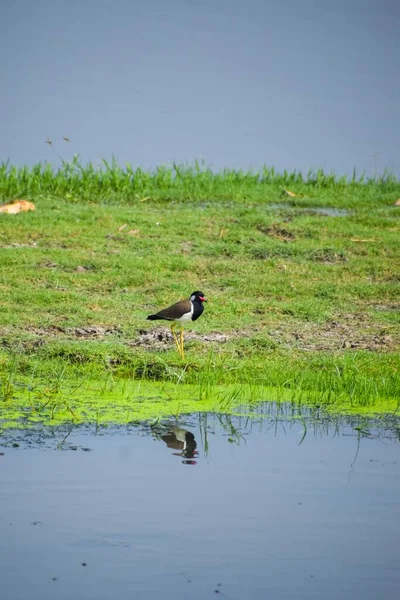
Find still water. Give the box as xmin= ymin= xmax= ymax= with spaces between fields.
xmin=1 ymin=405 xmax=399 ymax=600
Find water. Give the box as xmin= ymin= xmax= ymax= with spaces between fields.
xmin=195 ymin=200 xmax=351 ymax=216
xmin=267 ymin=203 xmax=351 ymax=216
xmin=1 ymin=407 xmax=399 ymax=600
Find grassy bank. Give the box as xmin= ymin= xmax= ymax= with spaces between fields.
xmin=0 ymin=161 xmax=399 ymax=425
xmin=1 ymin=157 xmax=399 ymax=206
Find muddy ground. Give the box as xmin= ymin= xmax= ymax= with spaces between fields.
xmin=1 ymin=307 xmax=398 ymax=354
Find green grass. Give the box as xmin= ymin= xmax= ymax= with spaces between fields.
xmin=1 ymin=157 xmax=399 ymax=206
xmin=0 ymin=160 xmax=399 ymax=427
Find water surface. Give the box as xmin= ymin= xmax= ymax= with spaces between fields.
xmin=1 ymin=406 xmax=399 ymax=600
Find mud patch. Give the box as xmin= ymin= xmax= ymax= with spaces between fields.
xmin=130 ymin=328 xmax=230 ymax=349
xmin=2 ymin=315 xmax=397 ymax=355
xmin=24 ymin=325 xmax=122 ymax=338
xmin=257 ymin=223 xmax=296 ymax=242
xmin=71 ymin=326 xmax=121 ymax=338
xmin=370 ymin=303 xmax=399 ymax=313
xmin=268 ymin=314 xmax=399 ymax=352
xmin=308 ymin=248 xmax=347 ymax=263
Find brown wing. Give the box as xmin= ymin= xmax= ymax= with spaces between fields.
xmin=161 ymin=433 xmax=184 ymax=450
xmin=153 ymin=299 xmax=191 ymax=320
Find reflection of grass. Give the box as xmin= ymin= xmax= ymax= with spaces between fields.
xmin=0 ymin=160 xmax=399 ymax=424
xmin=2 ymin=406 xmax=399 ymax=454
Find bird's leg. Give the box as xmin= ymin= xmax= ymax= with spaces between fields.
xmin=180 ymin=326 xmax=185 ymax=360
xmin=170 ymin=323 xmax=181 ymax=355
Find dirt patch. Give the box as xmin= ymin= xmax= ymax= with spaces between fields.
xmin=308 ymin=248 xmax=347 ymax=263
xmin=71 ymin=326 xmax=121 ymax=337
xmin=2 ymin=315 xmax=397 ymax=355
xmin=257 ymin=223 xmax=296 ymax=242
xmin=40 ymin=261 xmax=58 ymax=269
xmin=268 ymin=314 xmax=399 ymax=352
xmin=130 ymin=328 xmax=230 ymax=349
xmin=24 ymin=325 xmax=122 ymax=338
xmin=370 ymin=303 xmax=399 ymax=313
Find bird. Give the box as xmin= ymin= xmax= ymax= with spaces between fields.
xmin=161 ymin=427 xmax=198 ymax=459
xmin=63 ymin=137 xmax=71 ymax=142
xmin=45 ymin=138 xmax=52 ymax=146
xmin=147 ymin=290 xmax=207 ymax=359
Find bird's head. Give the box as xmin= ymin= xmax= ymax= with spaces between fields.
xmin=191 ymin=291 xmax=207 ymax=302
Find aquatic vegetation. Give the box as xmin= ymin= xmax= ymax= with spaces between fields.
xmin=0 ymin=373 xmax=399 ymax=432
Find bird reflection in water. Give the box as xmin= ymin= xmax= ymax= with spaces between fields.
xmin=160 ymin=427 xmax=198 ymax=465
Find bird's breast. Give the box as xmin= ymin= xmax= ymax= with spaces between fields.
xmin=174 ymin=311 xmax=194 ymax=323
xmin=191 ymin=301 xmax=204 ymax=322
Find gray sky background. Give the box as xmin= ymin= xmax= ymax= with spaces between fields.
xmin=1 ymin=0 xmax=399 ymax=176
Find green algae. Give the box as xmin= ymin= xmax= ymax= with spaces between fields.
xmin=1 ymin=377 xmax=398 ymax=431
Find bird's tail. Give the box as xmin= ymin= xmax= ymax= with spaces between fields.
xmin=147 ymin=314 xmax=160 ymax=321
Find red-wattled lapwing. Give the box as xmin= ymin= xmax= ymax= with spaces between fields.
xmin=147 ymin=291 xmax=207 ymax=359
xmin=161 ymin=427 xmax=198 ymax=459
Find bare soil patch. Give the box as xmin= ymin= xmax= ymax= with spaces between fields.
xmin=24 ymin=325 xmax=122 ymax=338
xmin=257 ymin=223 xmax=296 ymax=242
xmin=130 ymin=328 xmax=230 ymax=349
xmin=268 ymin=314 xmax=399 ymax=352
xmin=1 ymin=315 xmax=397 ymax=355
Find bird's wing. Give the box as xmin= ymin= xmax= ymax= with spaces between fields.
xmin=154 ymin=299 xmax=191 ymax=320
xmin=160 ymin=433 xmax=184 ymax=450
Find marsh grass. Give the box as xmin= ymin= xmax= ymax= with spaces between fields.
xmin=0 ymin=160 xmax=399 ymax=426
xmin=1 ymin=157 xmax=399 ymax=206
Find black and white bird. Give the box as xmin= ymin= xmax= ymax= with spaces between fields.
xmin=147 ymin=290 xmax=207 ymax=358
xmin=161 ymin=427 xmax=198 ymax=459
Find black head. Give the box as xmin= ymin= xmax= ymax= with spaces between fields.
xmin=190 ymin=291 xmax=207 ymax=302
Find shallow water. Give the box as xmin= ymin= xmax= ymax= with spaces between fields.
xmin=1 ymin=406 xmax=399 ymax=600
xmin=195 ymin=200 xmax=351 ymax=216
xmin=267 ymin=202 xmax=351 ymax=216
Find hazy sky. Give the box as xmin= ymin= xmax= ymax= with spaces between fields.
xmin=1 ymin=0 xmax=399 ymax=176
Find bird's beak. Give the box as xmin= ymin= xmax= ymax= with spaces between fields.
xmin=200 ymin=296 xmax=207 ymax=302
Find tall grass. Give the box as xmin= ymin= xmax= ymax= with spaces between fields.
xmin=1 ymin=157 xmax=399 ymax=203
